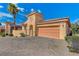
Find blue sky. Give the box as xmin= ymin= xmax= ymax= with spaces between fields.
xmin=0 ymin=3 xmax=79 ymax=25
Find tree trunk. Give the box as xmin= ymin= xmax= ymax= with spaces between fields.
xmin=14 ymin=15 xmax=16 ymax=30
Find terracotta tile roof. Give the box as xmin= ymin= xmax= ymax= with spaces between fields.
xmin=37 ymin=17 xmax=70 ymax=25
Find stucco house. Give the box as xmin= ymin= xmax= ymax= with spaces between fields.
xmin=13 ymin=11 xmax=71 ymax=39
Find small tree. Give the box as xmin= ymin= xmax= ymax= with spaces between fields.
xmin=75 ymin=20 xmax=79 ymax=34
xmin=71 ymin=20 xmax=79 ymax=34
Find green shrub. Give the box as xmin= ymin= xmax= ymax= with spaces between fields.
xmin=65 ymin=36 xmax=79 ymax=44
xmin=65 ymin=36 xmax=72 ymax=45
xmin=0 ymin=32 xmax=5 ymax=37
xmin=0 ymin=32 xmax=3 ymax=36
xmin=20 ymin=33 xmax=26 ymax=37
xmin=65 ymin=35 xmax=79 ymax=53
xmin=2 ymin=33 xmax=5 ymax=37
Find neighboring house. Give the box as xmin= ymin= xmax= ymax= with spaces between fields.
xmin=5 ymin=22 xmax=22 ymax=35
xmin=0 ymin=26 xmax=5 ymax=32
xmin=13 ymin=11 xmax=71 ymax=39
xmin=0 ymin=22 xmax=22 ymax=35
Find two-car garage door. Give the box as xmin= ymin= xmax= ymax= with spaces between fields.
xmin=38 ymin=26 xmax=60 ymax=39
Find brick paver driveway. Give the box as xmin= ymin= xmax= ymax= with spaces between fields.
xmin=0 ymin=36 xmax=79 ymax=56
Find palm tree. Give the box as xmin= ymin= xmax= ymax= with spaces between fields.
xmin=0 ymin=23 xmax=1 ymax=26
xmin=8 ymin=3 xmax=19 ymax=30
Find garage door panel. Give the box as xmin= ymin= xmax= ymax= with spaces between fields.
xmin=38 ymin=26 xmax=60 ymax=39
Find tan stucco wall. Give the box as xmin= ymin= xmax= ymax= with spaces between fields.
xmin=26 ymin=13 xmax=44 ymax=36
xmin=59 ymin=22 xmax=66 ymax=39
xmin=5 ymin=22 xmax=11 ymax=34
xmin=59 ymin=22 xmax=71 ymax=39
xmin=26 ymin=14 xmax=36 ymax=36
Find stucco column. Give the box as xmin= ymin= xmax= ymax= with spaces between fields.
xmin=9 ymin=26 xmax=11 ymax=34
xmin=32 ymin=26 xmax=34 ymax=36
xmin=22 ymin=26 xmax=24 ymax=30
xmin=60 ymin=22 xmax=66 ymax=39
xmin=5 ymin=25 xmax=6 ymax=35
xmin=26 ymin=25 xmax=30 ymax=36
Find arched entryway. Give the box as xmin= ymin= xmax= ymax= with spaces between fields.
xmin=29 ymin=25 xmax=33 ymax=36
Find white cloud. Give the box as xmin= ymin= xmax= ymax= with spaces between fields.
xmin=18 ymin=7 xmax=25 ymax=12
xmin=75 ymin=18 xmax=79 ymax=23
xmin=0 ymin=12 xmax=13 ymax=18
xmin=31 ymin=8 xmax=34 ymax=12
xmin=38 ymin=9 xmax=41 ymax=13
xmin=1 ymin=23 xmax=5 ymax=26
xmin=0 ymin=14 xmax=3 ymax=17
xmin=0 ymin=5 xmax=4 ymax=8
xmin=12 ymin=3 xmax=18 ymax=5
